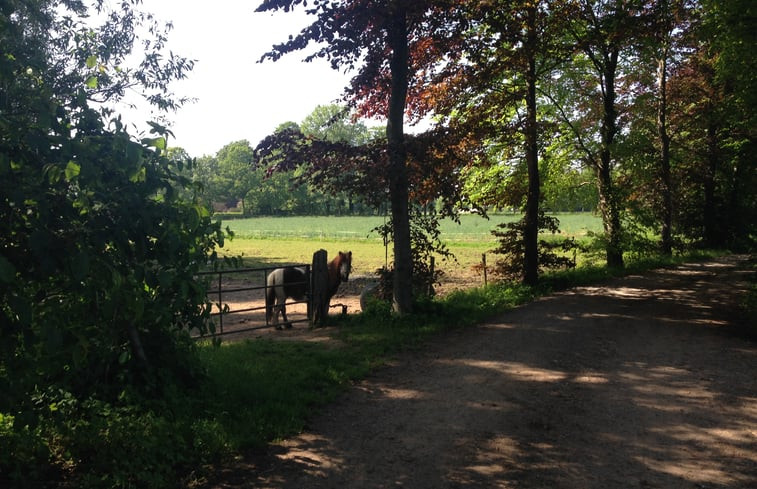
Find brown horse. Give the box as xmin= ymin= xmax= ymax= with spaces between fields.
xmin=266 ymin=251 xmax=352 ymax=329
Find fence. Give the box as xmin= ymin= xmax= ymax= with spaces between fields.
xmin=195 ymin=264 xmax=310 ymax=338
xmin=194 ymin=249 xmax=332 ymax=339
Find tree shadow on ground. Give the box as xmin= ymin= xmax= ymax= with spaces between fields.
xmin=202 ymin=257 xmax=757 ymax=489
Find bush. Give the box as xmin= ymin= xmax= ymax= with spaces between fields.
xmin=0 ymin=386 xmax=233 ymax=489
xmin=0 ymin=414 xmax=53 ymax=487
xmin=490 ymin=211 xmax=579 ymax=281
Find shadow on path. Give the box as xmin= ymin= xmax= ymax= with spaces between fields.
xmin=204 ymin=256 xmax=756 ymax=489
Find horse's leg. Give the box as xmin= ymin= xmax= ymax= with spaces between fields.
xmin=280 ymin=299 xmax=292 ymax=329
xmin=271 ymin=293 xmax=282 ymax=329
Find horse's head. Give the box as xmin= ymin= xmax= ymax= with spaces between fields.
xmin=338 ymin=251 xmax=352 ymax=282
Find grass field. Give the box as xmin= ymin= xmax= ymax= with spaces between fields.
xmin=218 ymin=213 xmax=603 ymax=277
xmin=222 ymin=213 xmax=601 ymax=241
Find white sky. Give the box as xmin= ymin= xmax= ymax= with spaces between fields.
xmin=124 ymin=1 xmax=354 ymax=157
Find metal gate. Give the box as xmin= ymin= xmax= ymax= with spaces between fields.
xmin=195 ymin=263 xmax=310 ymax=338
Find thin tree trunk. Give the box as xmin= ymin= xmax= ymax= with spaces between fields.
xmin=658 ymin=52 xmax=673 ymax=256
xmin=523 ymin=5 xmax=540 ymax=286
xmin=387 ymin=2 xmax=413 ymax=314
xmin=598 ymin=49 xmax=624 ymax=269
xmin=703 ymin=114 xmax=718 ymax=246
xmin=127 ymin=322 xmax=150 ymax=371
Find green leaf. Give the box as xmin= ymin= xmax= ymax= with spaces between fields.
xmin=85 ymin=75 xmax=98 ymax=88
xmin=65 ymin=161 xmax=81 ymax=181
xmin=118 ymin=350 xmax=131 ymax=365
xmin=85 ymin=55 xmax=97 ymax=69
xmin=126 ymin=142 xmax=143 ymax=166
xmin=129 ymin=166 xmax=146 ymax=183
xmin=143 ymin=137 xmax=167 ymax=151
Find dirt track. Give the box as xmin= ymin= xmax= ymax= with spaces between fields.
xmin=203 ymin=255 xmax=757 ymax=488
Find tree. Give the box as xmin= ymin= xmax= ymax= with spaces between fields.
xmin=698 ymin=0 xmax=757 ymax=249
xmin=300 ymin=104 xmax=372 ymax=145
xmin=0 ymin=0 xmax=224 ymax=430
xmin=214 ymin=140 xmax=257 ymax=213
xmin=255 ymin=0 xmax=465 ymax=313
xmin=555 ymin=0 xmax=648 ymax=268
xmin=300 ymin=104 xmax=374 ymax=213
xmin=423 ymin=0 xmax=576 ymax=285
xmin=621 ymin=0 xmax=696 ymax=255
xmin=650 ymin=0 xmax=676 ymax=255
xmin=664 ymin=1 xmax=757 ymax=249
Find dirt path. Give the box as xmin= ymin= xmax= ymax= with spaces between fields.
xmin=203 ymin=256 xmax=757 ymax=488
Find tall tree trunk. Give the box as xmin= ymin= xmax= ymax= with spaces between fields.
xmin=387 ymin=2 xmax=413 ymax=314
xmin=658 ymin=52 xmax=673 ymax=256
xmin=523 ymin=5 xmax=540 ymax=286
xmin=598 ymin=48 xmax=624 ymax=269
xmin=703 ymin=113 xmax=718 ymax=247
xmin=657 ymin=0 xmax=673 ymax=256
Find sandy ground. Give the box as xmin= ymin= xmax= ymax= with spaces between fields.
xmin=200 ymin=255 xmax=756 ymax=488
xmin=201 ymin=260 xmax=485 ymax=341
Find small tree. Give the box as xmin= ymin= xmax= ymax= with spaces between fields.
xmin=490 ymin=212 xmax=578 ymax=282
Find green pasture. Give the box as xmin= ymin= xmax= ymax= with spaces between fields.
xmin=222 ymin=213 xmax=601 ymax=241
xmin=218 ymin=213 xmax=603 ymax=276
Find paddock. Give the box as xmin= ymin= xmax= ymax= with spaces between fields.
xmin=194 ymin=264 xmax=310 ymax=338
xmin=193 ymin=250 xmax=360 ymax=339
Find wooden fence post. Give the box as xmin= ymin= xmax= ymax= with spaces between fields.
xmin=429 ymin=256 xmax=435 ymax=296
xmin=311 ymin=249 xmax=329 ymax=327
xmin=482 ymin=253 xmax=487 ymax=286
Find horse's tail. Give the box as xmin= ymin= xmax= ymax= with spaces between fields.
xmin=265 ymin=271 xmax=276 ymax=322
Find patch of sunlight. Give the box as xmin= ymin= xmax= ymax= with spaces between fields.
xmin=573 ymin=373 xmax=609 ymax=384
xmin=379 ymin=386 xmax=428 ymax=400
xmin=634 ymin=456 xmax=734 ymax=486
xmin=443 ymin=359 xmax=568 ymax=383
xmin=279 ymin=433 xmax=346 ymax=478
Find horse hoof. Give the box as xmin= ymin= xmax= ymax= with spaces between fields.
xmin=275 ymin=325 xmax=283 ymax=331
xmin=285 ymin=322 xmax=293 ymax=329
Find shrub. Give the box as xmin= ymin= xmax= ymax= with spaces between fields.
xmin=490 ymin=211 xmax=579 ymax=281
xmin=0 ymin=414 xmax=53 ymax=487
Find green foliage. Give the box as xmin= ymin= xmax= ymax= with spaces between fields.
xmin=0 ymin=413 xmax=51 ymax=486
xmin=370 ymin=209 xmax=453 ymax=300
xmin=191 ymin=122 xmax=378 ymax=217
xmin=300 ymin=104 xmax=373 ymax=145
xmin=197 ymin=340 xmax=369 ymax=449
xmin=490 ymin=211 xmax=579 ymax=281
xmin=0 ymin=1 xmax=227 ymax=486
xmin=0 ymin=387 xmax=232 ymax=489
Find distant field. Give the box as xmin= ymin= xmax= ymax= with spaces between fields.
xmin=222 ymin=213 xmax=602 ymax=241
xmin=217 ymin=213 xmax=603 ymax=281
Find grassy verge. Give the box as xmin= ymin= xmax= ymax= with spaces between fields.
xmin=196 ymin=340 xmax=371 ymax=450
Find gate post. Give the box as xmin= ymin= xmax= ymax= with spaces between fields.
xmin=311 ymin=249 xmax=329 ymax=327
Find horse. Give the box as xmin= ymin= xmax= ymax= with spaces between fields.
xmin=266 ymin=251 xmax=352 ymax=329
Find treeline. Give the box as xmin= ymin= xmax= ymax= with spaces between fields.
xmin=250 ymin=0 xmax=756 ymax=277
xmin=178 ymin=106 xmax=599 ymax=217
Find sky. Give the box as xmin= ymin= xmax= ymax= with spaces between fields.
xmin=123 ymin=1 xmax=354 ymax=157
